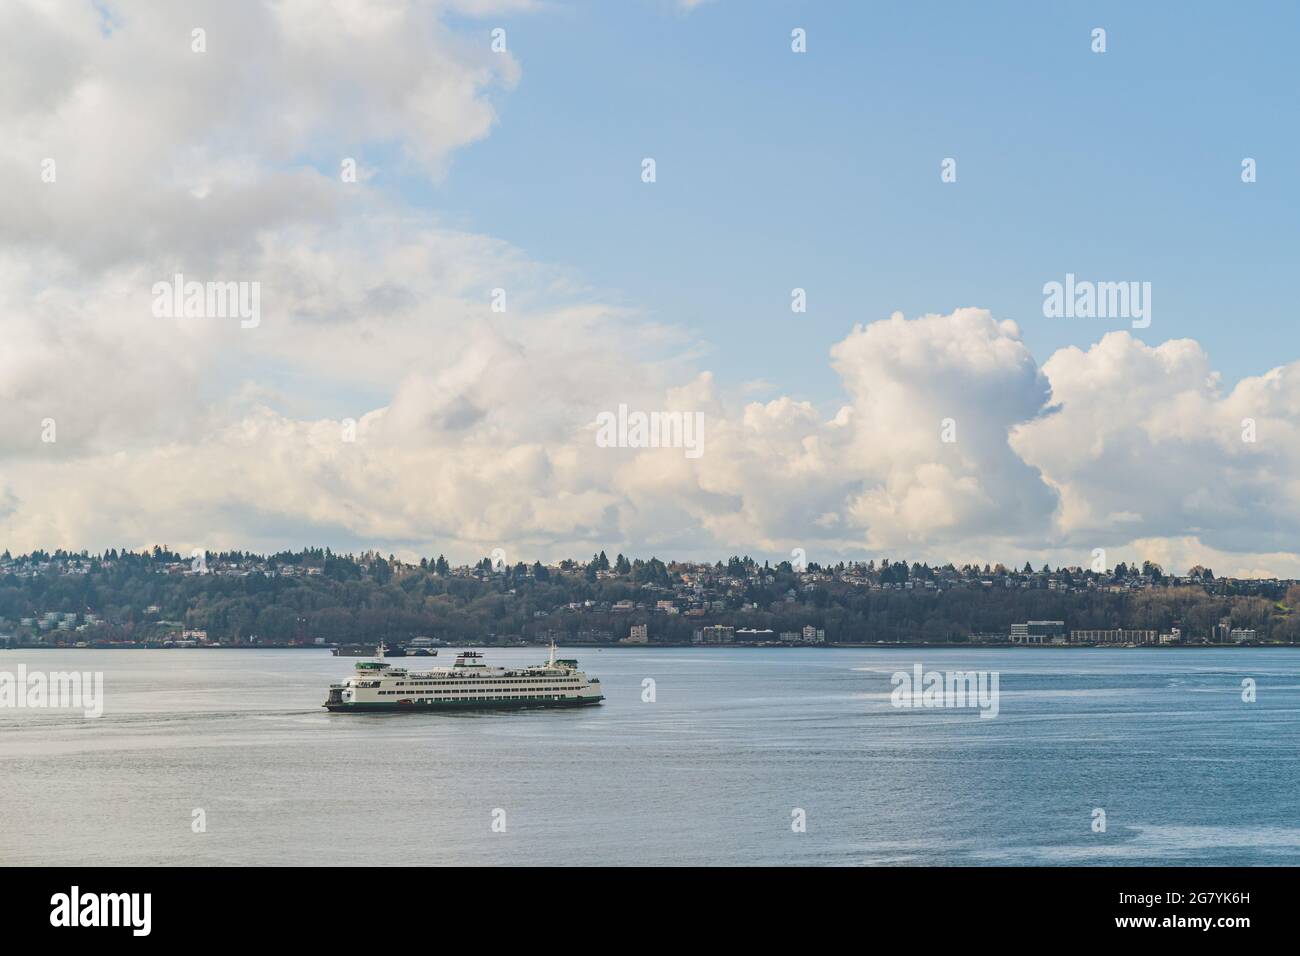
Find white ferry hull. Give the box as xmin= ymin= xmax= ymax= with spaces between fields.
xmin=324 ymin=694 xmax=604 ymax=713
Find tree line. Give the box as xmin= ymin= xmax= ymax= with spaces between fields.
xmin=0 ymin=549 xmax=1296 ymax=644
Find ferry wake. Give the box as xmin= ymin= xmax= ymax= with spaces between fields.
xmin=323 ymin=642 xmax=604 ymax=712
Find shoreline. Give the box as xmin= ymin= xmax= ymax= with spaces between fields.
xmin=1 ymin=642 xmax=1292 ymax=651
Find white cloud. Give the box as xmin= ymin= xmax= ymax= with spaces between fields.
xmin=1012 ymin=332 xmax=1300 ymax=560
xmin=0 ymin=0 xmax=519 ymax=269
xmin=826 ymin=309 xmax=1056 ymax=548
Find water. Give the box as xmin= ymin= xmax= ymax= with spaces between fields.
xmin=1 ymin=647 xmax=1297 ymax=865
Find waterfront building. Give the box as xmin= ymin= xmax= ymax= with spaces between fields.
xmin=694 ymin=625 xmax=735 ymax=644
xmin=1069 ymin=628 xmax=1158 ymax=645
xmin=1009 ymin=621 xmax=1066 ymax=644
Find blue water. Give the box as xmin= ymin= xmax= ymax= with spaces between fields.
xmin=1 ymin=647 xmax=1297 ymax=865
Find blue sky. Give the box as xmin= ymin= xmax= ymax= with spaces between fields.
xmin=5 ymin=0 xmax=1298 ymax=574
xmin=409 ymin=0 xmax=1299 ymax=407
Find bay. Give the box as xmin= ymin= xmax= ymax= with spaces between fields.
xmin=1 ymin=647 xmax=1296 ymax=866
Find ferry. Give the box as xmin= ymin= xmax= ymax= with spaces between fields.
xmin=405 ymin=636 xmax=440 ymax=657
xmin=322 ymin=642 xmax=604 ymax=713
xmin=332 ymin=643 xmax=387 ymax=657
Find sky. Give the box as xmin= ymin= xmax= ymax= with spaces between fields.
xmin=0 ymin=0 xmax=1297 ymax=576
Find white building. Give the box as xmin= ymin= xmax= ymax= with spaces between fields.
xmin=1070 ymin=628 xmax=1158 ymax=645
xmin=694 ymin=625 xmax=735 ymax=644
xmin=1010 ymin=621 xmax=1066 ymax=644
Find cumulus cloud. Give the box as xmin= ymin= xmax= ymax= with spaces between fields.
xmin=827 ymin=309 xmax=1056 ymax=547
xmin=1012 ymin=332 xmax=1300 ymax=558
xmin=0 ymin=0 xmax=519 ymax=269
